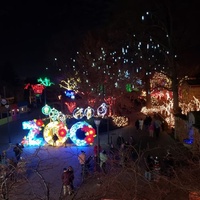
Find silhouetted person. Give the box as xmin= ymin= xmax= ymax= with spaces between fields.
xmin=116 ymin=135 xmax=125 ymax=149
xmin=52 ymin=133 xmax=59 ymax=146
xmin=135 ymin=119 xmax=139 ymax=130
xmin=61 ymin=167 xmax=74 ymax=196
xmin=13 ymin=143 xmax=24 ymax=162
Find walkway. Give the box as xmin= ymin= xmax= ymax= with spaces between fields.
xmin=0 ymin=111 xmax=191 ymax=199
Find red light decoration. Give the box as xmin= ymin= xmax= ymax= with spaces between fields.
xmin=81 ymin=125 xmax=96 ymax=144
xmin=81 ymin=126 xmax=96 ymax=136
xmin=85 ymin=135 xmax=94 ymax=144
xmin=88 ymin=98 xmax=96 ymax=107
xmin=58 ymin=128 xmax=67 ymax=137
xmin=36 ymin=119 xmax=44 ymax=127
xmin=24 ymin=83 xmax=31 ymax=89
xmin=21 ymin=136 xmax=29 ymax=146
xmin=31 ymin=84 xmax=45 ymax=95
xmin=104 ymin=96 xmax=116 ymax=116
xmin=65 ymin=102 xmax=77 ymax=113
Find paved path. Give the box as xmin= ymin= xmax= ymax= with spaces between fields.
xmin=0 ymin=110 xmax=191 ymax=199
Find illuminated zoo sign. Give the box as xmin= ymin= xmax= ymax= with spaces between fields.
xmin=22 ymin=104 xmax=98 ymax=147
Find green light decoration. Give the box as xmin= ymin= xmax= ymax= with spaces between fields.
xmin=99 ymin=84 xmax=106 ymax=93
xmin=42 ymin=105 xmax=51 ymax=115
xmin=99 ymin=85 xmax=104 ymax=91
xmin=37 ymin=77 xmax=54 ymax=87
xmin=126 ymin=84 xmax=132 ymax=92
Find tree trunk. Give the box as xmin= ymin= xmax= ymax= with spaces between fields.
xmin=171 ymin=66 xmax=179 ymax=114
xmin=145 ymin=75 xmax=151 ymax=108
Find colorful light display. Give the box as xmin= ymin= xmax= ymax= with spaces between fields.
xmin=111 ymin=115 xmax=129 ymax=127
xmin=24 ymin=83 xmax=45 ymax=95
xmin=84 ymin=106 xmax=95 ymax=120
xmin=43 ymin=121 xmax=68 ymax=146
xmin=41 ymin=104 xmax=51 ymax=115
xmin=126 ymin=84 xmax=132 ymax=92
xmin=64 ymin=90 xmax=75 ymax=99
xmin=21 ymin=103 xmax=129 ymax=147
xmin=97 ymin=103 xmax=108 ymax=117
xmin=22 ymin=119 xmax=44 ymax=146
xmin=69 ymin=121 xmax=96 ymax=146
xmin=59 ymin=78 xmax=81 ymax=92
xmin=37 ymin=77 xmax=54 ymax=87
xmin=72 ymin=104 xmax=107 ymax=119
xmin=65 ymin=102 xmax=77 ymax=113
xmin=22 ymin=105 xmax=98 ymax=147
xmin=31 ymin=84 xmax=45 ymax=95
xmin=73 ymin=107 xmax=84 ymax=119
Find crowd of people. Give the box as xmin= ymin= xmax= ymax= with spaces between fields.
xmin=135 ymin=114 xmax=163 ymax=139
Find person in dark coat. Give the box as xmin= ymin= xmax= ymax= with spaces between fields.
xmin=67 ymin=166 xmax=75 ymax=191
xmin=116 ymin=135 xmax=125 ymax=149
xmin=52 ymin=133 xmax=59 ymax=146
xmin=13 ymin=143 xmax=24 ymax=162
xmin=135 ymin=119 xmax=140 ymax=130
xmin=145 ymin=155 xmax=154 ymax=181
xmin=61 ymin=167 xmax=74 ymax=196
xmin=163 ymin=150 xmax=174 ymax=177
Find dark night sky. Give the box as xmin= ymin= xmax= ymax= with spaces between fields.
xmin=0 ymin=0 xmax=116 ymax=78
xmin=0 ymin=0 xmax=200 ymax=78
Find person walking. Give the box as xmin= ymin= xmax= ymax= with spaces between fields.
xmin=139 ymin=118 xmax=144 ymax=130
xmin=144 ymin=116 xmax=150 ymax=130
xmin=52 ymin=133 xmax=59 ymax=146
xmin=135 ymin=119 xmax=140 ymax=130
xmin=119 ymin=143 xmax=126 ymax=167
xmin=67 ymin=166 xmax=75 ymax=192
xmin=94 ymin=144 xmax=102 ymax=160
xmin=61 ymin=167 xmax=74 ymax=196
xmin=78 ymin=151 xmax=86 ymax=175
xmin=154 ymin=118 xmax=162 ymax=139
xmin=153 ymin=156 xmax=161 ymax=182
xmin=0 ymin=151 xmax=7 ymax=166
xmin=149 ymin=122 xmax=154 ymax=137
xmin=99 ymin=150 xmax=108 ymax=174
xmin=93 ymin=144 xmax=102 ymax=171
xmin=13 ymin=143 xmax=24 ymax=162
xmin=163 ymin=150 xmax=174 ymax=178
xmin=144 ymin=155 xmax=154 ymax=181
xmin=116 ymin=135 xmax=125 ymax=149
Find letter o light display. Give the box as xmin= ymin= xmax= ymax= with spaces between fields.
xmin=69 ymin=121 xmax=96 ymax=146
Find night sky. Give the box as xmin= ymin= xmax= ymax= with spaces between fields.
xmin=0 ymin=0 xmax=200 ymax=78
xmin=0 ymin=0 xmax=116 ymax=78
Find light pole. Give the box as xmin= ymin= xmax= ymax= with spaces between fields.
xmin=94 ymin=118 xmax=101 ymax=164
xmin=1 ymin=98 xmax=11 ymax=144
xmin=5 ymin=104 xmax=11 ymax=144
xmin=107 ymin=116 xmax=110 ymax=144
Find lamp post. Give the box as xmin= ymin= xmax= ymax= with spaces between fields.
xmin=5 ymin=104 xmax=11 ymax=144
xmin=107 ymin=116 xmax=110 ymax=144
xmin=94 ymin=118 xmax=101 ymax=165
xmin=1 ymin=98 xmax=11 ymax=144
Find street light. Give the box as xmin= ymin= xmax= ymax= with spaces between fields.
xmin=94 ymin=118 xmax=101 ymax=165
xmin=5 ymin=104 xmax=11 ymax=144
xmin=1 ymin=98 xmax=11 ymax=144
xmin=106 ymin=116 xmax=110 ymax=144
